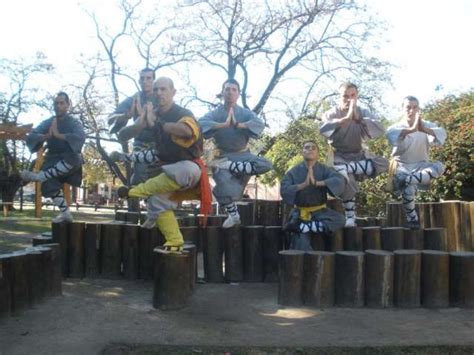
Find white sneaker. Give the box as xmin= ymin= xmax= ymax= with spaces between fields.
xmin=344 ymin=218 xmax=357 ymax=227
xmin=20 ymin=170 xmax=44 ymax=182
xmin=141 ymin=217 xmax=157 ymax=229
xmin=222 ymin=214 xmax=241 ymax=228
xmin=52 ymin=210 xmax=73 ymax=223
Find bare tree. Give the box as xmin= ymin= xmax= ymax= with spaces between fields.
xmin=181 ymin=0 xmax=391 ymax=116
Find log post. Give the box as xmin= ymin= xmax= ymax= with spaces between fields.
xmin=431 ymin=201 xmax=462 ymax=251
xmin=180 ymin=226 xmax=199 ymax=247
xmin=52 ymin=221 xmax=69 ymax=278
xmin=335 ymin=251 xmax=365 ymax=307
xmin=40 ymin=243 xmax=62 ymax=296
xmin=385 ymin=201 xmax=403 ymax=227
xmin=257 ymin=200 xmax=281 ymax=226
xmin=460 ymin=201 xmax=473 ymax=251
xmin=202 ymin=226 xmax=224 ymax=282
xmin=139 ymin=227 xmax=162 ymax=280
xmin=343 ymin=227 xmax=363 ymax=251
xmin=125 ymin=212 xmax=141 ymax=224
xmin=183 ymin=243 xmax=197 ymax=292
xmin=115 ymin=211 xmax=127 ymax=222
xmin=122 ymin=224 xmax=139 ymax=280
xmin=0 ymin=255 xmax=12 ymax=317
xmin=206 ymin=215 xmax=226 ymax=227
xmin=303 ymin=251 xmax=335 ymax=307
xmin=278 ymin=250 xmax=305 ymax=306
xmin=243 ymin=226 xmax=264 ymax=282
xmin=310 ymin=233 xmax=326 ymax=251
xmin=394 ymin=250 xmax=421 ymax=308
xmin=238 ymin=201 xmax=255 ymax=226
xmin=449 ymin=251 xmax=474 ymax=308
xmin=263 ymin=226 xmax=284 ymax=282
xmin=362 ymin=227 xmax=381 ymax=251
xmin=381 ymin=227 xmax=405 ymax=252
xmin=421 ymin=250 xmax=449 ymax=308
xmin=324 ymin=229 xmax=344 ymax=252
xmin=224 ymin=226 xmax=244 ymax=282
xmin=84 ymin=223 xmax=101 ymax=278
xmin=153 ymin=248 xmax=191 ymax=310
xmin=424 ymin=228 xmax=448 ymax=251
xmin=404 ymin=228 xmax=424 ymax=250
xmin=365 ymin=250 xmax=394 ymax=308
xmin=32 ymin=235 xmax=53 ymax=246
xmin=100 ymin=223 xmax=123 ymax=279
xmin=25 ymin=248 xmax=45 ymax=306
xmin=67 ymin=222 xmax=85 ymax=278
xmin=9 ymin=251 xmax=30 ymax=314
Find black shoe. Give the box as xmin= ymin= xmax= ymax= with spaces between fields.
xmin=117 ymin=186 xmax=129 ymax=198
xmin=404 ymin=220 xmax=421 ymax=229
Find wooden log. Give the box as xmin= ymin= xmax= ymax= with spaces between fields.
xmin=278 ymin=250 xmax=304 ymax=306
xmin=180 ymin=226 xmax=199 ymax=246
xmin=100 ymin=223 xmax=123 ymax=279
xmin=202 ymin=226 xmax=224 ymax=282
xmin=343 ymin=227 xmax=363 ymax=251
xmin=385 ymin=201 xmax=403 ymax=227
xmin=224 ymin=226 xmax=244 ymax=282
xmin=67 ymin=222 xmax=85 ymax=278
xmin=460 ymin=201 xmax=473 ymax=252
xmin=24 ymin=248 xmax=45 ymax=306
xmin=35 ymin=246 xmax=54 ymax=299
xmin=138 ymin=227 xmax=162 ymax=280
xmin=183 ymin=243 xmax=197 ymax=292
xmin=421 ymin=250 xmax=449 ymax=308
xmin=263 ymin=226 xmax=284 ymax=282
xmin=417 ymin=202 xmax=434 ymax=229
xmin=84 ymin=223 xmax=101 ymax=277
xmin=404 ymin=228 xmax=424 ymax=250
xmin=206 ymin=215 xmax=226 ymax=227
xmin=449 ymin=251 xmax=474 ymax=308
xmin=323 ymin=229 xmax=344 ymax=252
xmin=394 ymin=250 xmax=421 ymax=308
xmin=381 ymin=227 xmax=404 ymax=252
xmin=238 ymin=201 xmax=255 ymax=226
xmin=153 ymin=248 xmax=191 ymax=310
xmin=0 ymin=254 xmax=12 ymax=317
xmin=122 ymin=224 xmax=139 ymax=280
xmin=40 ymin=243 xmax=62 ymax=296
xmin=9 ymin=251 xmax=30 ymax=314
xmin=52 ymin=221 xmax=68 ymax=278
xmin=310 ymin=233 xmax=326 ymax=251
xmin=243 ymin=226 xmax=264 ymax=282
xmin=115 ymin=211 xmax=127 ymax=222
xmin=257 ymin=200 xmax=281 ymax=226
xmin=362 ymin=227 xmax=381 ymax=250
xmin=303 ymin=251 xmax=335 ymax=307
xmin=365 ymin=250 xmax=394 ymax=308
xmin=32 ymin=235 xmax=53 ymax=246
xmin=125 ymin=212 xmax=141 ymax=224
xmin=335 ymin=251 xmax=365 ymax=307
xmin=281 ymin=203 xmax=292 ymax=227
xmin=424 ymin=228 xmax=448 ymax=251
xmin=430 ymin=201 xmax=462 ymax=251
xmin=179 ymin=215 xmax=198 ymax=227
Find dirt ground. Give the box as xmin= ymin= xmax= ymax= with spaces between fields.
xmin=1 ymin=209 xmax=474 ymax=354
xmin=1 ymin=277 xmax=473 ymax=354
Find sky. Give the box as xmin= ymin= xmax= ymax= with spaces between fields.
xmin=1 ymin=0 xmax=473 ymax=125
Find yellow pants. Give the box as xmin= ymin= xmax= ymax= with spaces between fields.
xmin=128 ymin=173 xmax=184 ymax=247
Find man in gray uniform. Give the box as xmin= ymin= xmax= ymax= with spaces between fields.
xmin=199 ymin=79 xmax=272 ymax=228
xmin=281 ymin=140 xmax=346 ymax=251
xmin=108 ymin=67 xmax=159 ymax=184
xmin=320 ymin=82 xmax=388 ymax=227
xmin=21 ymin=92 xmax=85 ymax=223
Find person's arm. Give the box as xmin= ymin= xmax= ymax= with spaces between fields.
xmin=25 ymin=118 xmax=53 ymax=152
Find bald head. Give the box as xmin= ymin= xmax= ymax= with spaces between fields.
xmin=153 ymin=77 xmax=176 ymax=112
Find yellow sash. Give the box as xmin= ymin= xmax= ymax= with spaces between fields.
xmin=298 ymin=204 xmax=327 ymax=221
